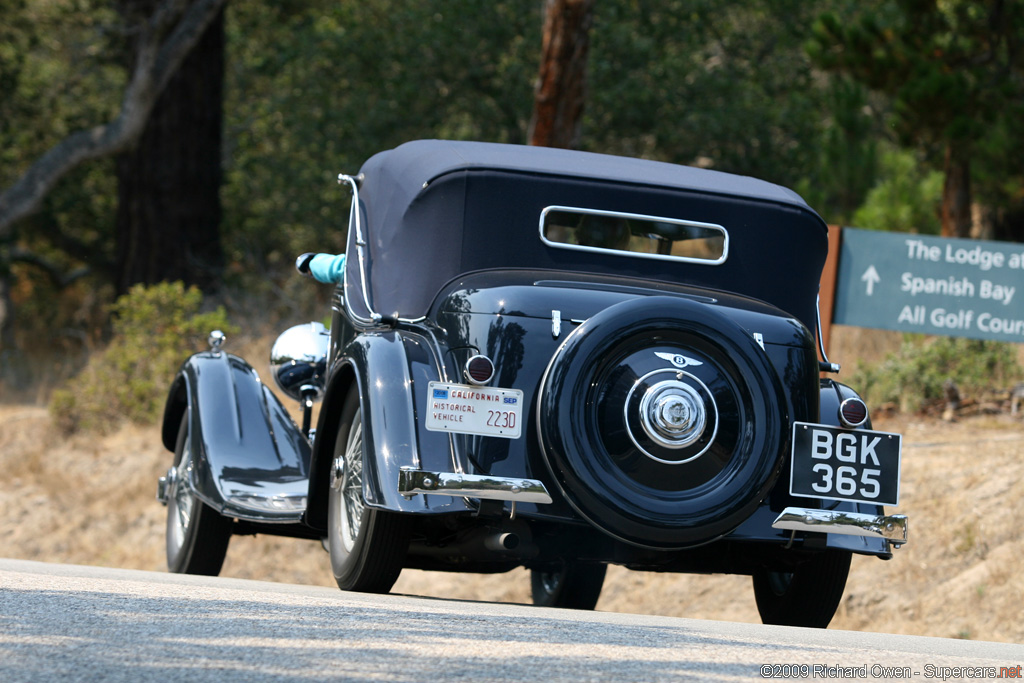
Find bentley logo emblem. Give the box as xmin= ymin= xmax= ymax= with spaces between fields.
xmin=655 ymin=352 xmax=703 ymax=369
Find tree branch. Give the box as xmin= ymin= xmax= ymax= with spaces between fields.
xmin=0 ymin=0 xmax=228 ymax=237
xmin=7 ymin=247 xmax=92 ymax=288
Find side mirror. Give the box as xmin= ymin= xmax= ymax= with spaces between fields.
xmin=295 ymin=252 xmax=316 ymax=277
xmin=269 ymin=322 xmax=329 ymax=402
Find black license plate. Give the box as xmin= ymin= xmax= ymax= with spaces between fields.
xmin=790 ymin=422 xmax=902 ymax=506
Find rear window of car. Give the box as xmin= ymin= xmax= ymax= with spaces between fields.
xmin=540 ymin=206 xmax=728 ymax=265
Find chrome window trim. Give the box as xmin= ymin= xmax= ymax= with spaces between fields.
xmin=816 ymin=292 xmax=840 ymax=372
xmin=539 ymin=205 xmax=729 ymax=266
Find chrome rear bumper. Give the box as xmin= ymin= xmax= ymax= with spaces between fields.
xmin=772 ymin=506 xmax=908 ymax=544
xmin=398 ymin=469 xmax=553 ymax=504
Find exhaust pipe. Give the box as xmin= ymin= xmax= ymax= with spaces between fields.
xmin=485 ymin=532 xmax=520 ymax=552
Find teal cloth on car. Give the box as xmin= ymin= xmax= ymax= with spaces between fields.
xmin=309 ymin=253 xmax=346 ymax=284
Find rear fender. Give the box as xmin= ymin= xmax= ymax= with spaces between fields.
xmin=161 ymin=352 xmax=311 ymax=522
xmin=305 ymin=330 xmax=470 ymax=532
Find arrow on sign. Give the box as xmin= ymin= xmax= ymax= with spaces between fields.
xmin=861 ymin=265 xmax=880 ymax=296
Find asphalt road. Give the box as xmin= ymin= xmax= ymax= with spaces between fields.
xmin=1 ymin=558 xmax=1021 ymax=682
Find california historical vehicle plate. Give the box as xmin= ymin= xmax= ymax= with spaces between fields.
xmin=789 ymin=422 xmax=902 ymax=506
xmin=425 ymin=382 xmax=524 ymax=439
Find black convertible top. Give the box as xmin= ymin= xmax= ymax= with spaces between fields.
xmin=344 ymin=140 xmax=828 ymax=329
xmin=357 ymin=139 xmax=812 ymax=212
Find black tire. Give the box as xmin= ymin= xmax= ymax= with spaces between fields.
xmin=752 ymin=550 xmax=852 ymax=628
xmin=538 ymin=296 xmax=788 ymax=549
xmin=327 ymin=384 xmax=411 ymax=593
xmin=166 ymin=415 xmax=232 ymax=575
xmin=531 ymin=562 xmax=607 ymax=610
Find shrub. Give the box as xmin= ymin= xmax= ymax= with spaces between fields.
xmin=850 ymin=148 xmax=943 ymax=235
xmin=49 ymin=281 xmax=237 ymax=434
xmin=852 ymin=335 xmax=1022 ymax=413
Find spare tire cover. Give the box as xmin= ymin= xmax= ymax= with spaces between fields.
xmin=537 ymin=296 xmax=788 ymax=549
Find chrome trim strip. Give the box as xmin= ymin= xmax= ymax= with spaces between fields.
xmin=217 ymin=507 xmax=305 ymax=524
xmin=816 ymin=293 xmax=840 ymax=373
xmin=226 ymin=493 xmax=307 ymax=514
xmin=337 ymin=174 xmax=429 ymax=327
xmin=539 ymin=205 xmax=729 ymax=265
xmin=398 ymin=469 xmax=553 ymax=504
xmin=338 ymin=173 xmax=379 ymax=326
xmin=772 ymin=506 xmax=908 ymax=543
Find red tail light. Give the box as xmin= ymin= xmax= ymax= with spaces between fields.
xmin=838 ymin=397 xmax=868 ymax=428
xmin=465 ymin=355 xmax=495 ymax=385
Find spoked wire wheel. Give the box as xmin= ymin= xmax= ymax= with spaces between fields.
xmin=327 ymin=385 xmax=411 ymax=593
xmin=165 ymin=414 xmax=232 ymax=575
xmin=335 ymin=416 xmax=365 ymax=553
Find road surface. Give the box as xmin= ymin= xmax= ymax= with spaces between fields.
xmin=1 ymin=559 xmax=1020 ymax=681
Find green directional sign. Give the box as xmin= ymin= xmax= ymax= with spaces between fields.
xmin=832 ymin=228 xmax=1024 ymax=342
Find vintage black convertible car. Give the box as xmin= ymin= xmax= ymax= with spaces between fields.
xmin=157 ymin=140 xmax=906 ymax=628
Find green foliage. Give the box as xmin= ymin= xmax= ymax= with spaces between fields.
xmin=851 ymin=147 xmax=943 ymax=234
xmin=4 ymin=0 xmax=1024 ymax=370
xmin=852 ymin=336 xmax=1022 ymax=413
xmin=973 ymin=111 xmax=1024 ymax=221
xmin=1 ymin=0 xmax=122 ymax=186
xmin=221 ymin=1 xmax=540 ymax=286
xmin=808 ymin=1 xmax=1024 ymax=150
xmin=2 ymin=0 xmax=123 ymax=350
xmin=795 ymin=78 xmax=881 ymax=224
xmin=589 ymin=1 xmax=828 ymax=182
xmin=218 ymin=0 xmax=883 ymax=278
xmin=807 ymin=0 xmax=1024 ymax=234
xmin=49 ymin=282 xmax=237 ymax=434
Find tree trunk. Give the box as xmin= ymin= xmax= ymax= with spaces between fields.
xmin=941 ymin=143 xmax=972 ymax=238
xmin=528 ymin=0 xmax=594 ymax=149
xmin=114 ymin=4 xmax=225 ymax=294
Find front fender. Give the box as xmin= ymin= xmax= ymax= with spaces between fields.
xmin=162 ymin=351 xmax=311 ymax=523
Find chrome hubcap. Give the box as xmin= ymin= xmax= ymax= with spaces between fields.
xmin=639 ymin=380 xmax=706 ymax=449
xmin=330 ymin=456 xmax=345 ymax=490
